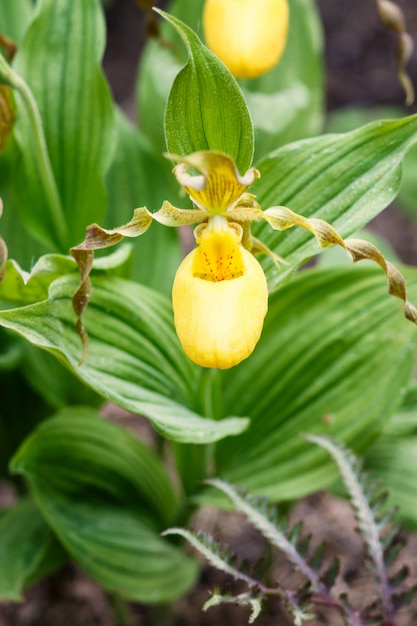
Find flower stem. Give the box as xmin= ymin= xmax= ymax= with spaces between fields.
xmin=107 ymin=593 xmax=132 ymax=626
xmin=151 ymin=604 xmax=173 ymax=626
xmin=0 ymin=55 xmax=68 ymax=250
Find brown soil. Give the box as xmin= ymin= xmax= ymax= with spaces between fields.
xmin=2 ymin=484 xmax=417 ymax=625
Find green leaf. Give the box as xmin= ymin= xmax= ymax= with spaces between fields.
xmin=13 ymin=409 xmax=181 ymax=523
xmin=379 ymin=380 xmax=417 ymax=438
xmin=0 ymin=498 xmax=66 ymax=601
xmin=244 ymin=0 xmax=324 ymax=160
xmin=105 ymin=110 xmax=181 ymax=295
xmin=136 ymin=39 xmax=181 ymax=159
xmin=0 ymin=275 xmax=249 ymax=443
xmin=324 ymin=106 xmax=417 ymax=223
xmin=160 ymin=9 xmax=254 ymax=172
xmin=11 ymin=0 xmax=115 ymax=251
xmin=398 ymin=144 xmax=417 ymax=218
xmin=0 ymin=140 xmax=49 ymax=270
xmin=0 ymin=247 xmax=132 ymax=307
xmin=365 ymin=381 xmax=417 ymax=529
xmin=165 ymin=0 xmax=206 ymax=36
xmin=0 ymin=0 xmax=34 ymax=43
xmin=0 ymin=255 xmax=76 ymax=306
xmin=366 ymin=436 xmax=417 ymax=531
xmin=325 ymin=107 xmax=417 ymax=221
xmin=251 ymin=115 xmax=417 ymax=291
xmin=22 ymin=345 xmax=102 ymax=410
xmin=0 ymin=327 xmax=24 ymax=370
xmin=0 ymin=364 xmax=52 ymax=477
xmin=11 ymin=411 xmax=198 ymax=602
xmin=325 ymin=106 xmax=405 ymax=135
xmin=208 ymin=265 xmax=417 ymax=502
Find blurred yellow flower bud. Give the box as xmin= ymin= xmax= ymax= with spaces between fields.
xmin=203 ymin=0 xmax=289 ymax=79
xmin=172 ymin=216 xmax=268 ymax=369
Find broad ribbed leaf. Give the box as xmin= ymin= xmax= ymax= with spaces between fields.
xmin=13 ymin=410 xmax=181 ymax=523
xmin=365 ymin=382 xmax=417 ymax=529
xmin=0 ymin=275 xmax=249 ymax=443
xmin=326 ymin=106 xmax=417 ymax=217
xmin=0 ymin=247 xmax=132 ymax=307
xmin=0 ymin=137 xmax=49 ymax=270
xmin=0 ymin=249 xmax=129 ymax=411
xmin=0 ymin=499 xmax=66 ymax=601
xmin=105 ymin=110 xmax=181 ymax=296
xmin=11 ymin=0 xmax=115 ymax=250
xmin=398 ymin=145 xmax=417 ymax=218
xmin=11 ymin=411 xmax=198 ymax=602
xmin=161 ymin=10 xmax=254 ymax=173
xmin=0 ymin=364 xmax=51 ymax=477
xmin=209 ymin=266 xmax=417 ymax=501
xmin=0 ymin=0 xmax=34 ymax=43
xmin=378 ymin=381 xmax=417 ymax=438
xmin=251 ymin=115 xmax=417 ymax=291
xmin=0 ymin=328 xmax=23 ymax=370
xmin=22 ymin=345 xmax=102 ymax=410
xmin=0 ymin=255 xmax=76 ymax=305
xmin=136 ymin=36 xmax=181 ymax=158
xmin=366 ymin=436 xmax=417 ymax=530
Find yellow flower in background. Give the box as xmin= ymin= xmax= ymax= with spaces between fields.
xmin=203 ymin=0 xmax=289 ymax=79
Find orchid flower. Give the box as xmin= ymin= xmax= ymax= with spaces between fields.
xmin=71 ymin=150 xmax=417 ymax=369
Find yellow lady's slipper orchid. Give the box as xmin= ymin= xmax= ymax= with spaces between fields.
xmin=168 ymin=151 xmax=269 ymax=369
xmin=203 ymin=0 xmax=289 ymax=79
xmin=172 ymin=215 xmax=268 ymax=369
xmin=71 ymin=151 xmax=417 ymax=371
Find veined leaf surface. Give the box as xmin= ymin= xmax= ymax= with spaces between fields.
xmin=11 ymin=411 xmax=198 ymax=602
xmin=0 ymin=276 xmax=249 ymax=444
xmin=209 ymin=266 xmax=417 ymax=501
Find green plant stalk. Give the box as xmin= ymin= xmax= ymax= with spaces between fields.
xmin=107 ymin=592 xmax=132 ymax=626
xmin=151 ymin=604 xmax=173 ymax=626
xmin=0 ymin=55 xmax=68 ymax=250
xmin=171 ymin=368 xmax=223 ymax=496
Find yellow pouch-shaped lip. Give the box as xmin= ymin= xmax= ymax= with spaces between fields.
xmin=203 ymin=0 xmax=289 ymax=79
xmin=172 ymin=244 xmax=268 ymax=370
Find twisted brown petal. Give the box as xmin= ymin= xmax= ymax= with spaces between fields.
xmin=376 ymin=0 xmax=415 ymax=105
xmin=70 ymin=207 xmax=153 ymax=363
xmin=263 ymin=205 xmax=417 ymax=325
xmin=70 ymin=203 xmax=208 ymax=363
